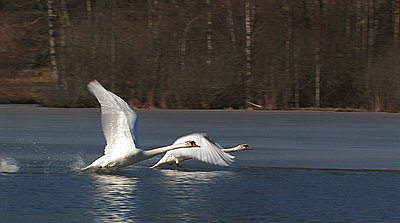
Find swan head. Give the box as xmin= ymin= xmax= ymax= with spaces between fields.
xmin=238 ymin=144 xmax=253 ymax=151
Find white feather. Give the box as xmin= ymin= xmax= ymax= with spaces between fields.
xmin=87 ymin=80 xmax=138 ymax=155
xmin=152 ymin=133 xmax=234 ymax=168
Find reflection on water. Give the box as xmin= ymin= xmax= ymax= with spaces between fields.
xmin=86 ymin=170 xmax=229 ymax=222
xmin=155 ymin=169 xmax=235 ymax=222
xmin=87 ymin=169 xmax=237 ymax=222
xmin=159 ymin=169 xmax=233 ymax=184
xmin=91 ymin=174 xmax=138 ymax=222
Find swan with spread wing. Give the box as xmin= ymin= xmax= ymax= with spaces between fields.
xmin=83 ymin=80 xmax=201 ymax=172
xmin=151 ymin=134 xmax=251 ymax=168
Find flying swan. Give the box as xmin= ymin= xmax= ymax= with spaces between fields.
xmin=151 ymin=134 xmax=252 ymax=168
xmin=83 ymin=80 xmax=201 ymax=172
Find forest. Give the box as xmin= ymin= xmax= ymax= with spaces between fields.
xmin=0 ymin=0 xmax=400 ymax=111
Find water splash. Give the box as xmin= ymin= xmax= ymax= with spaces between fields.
xmin=0 ymin=156 xmax=20 ymax=173
xmin=70 ymin=155 xmax=87 ymax=171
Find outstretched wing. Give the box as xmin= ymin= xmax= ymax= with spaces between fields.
xmin=88 ymin=80 xmax=138 ymax=155
xmin=157 ymin=133 xmax=234 ymax=167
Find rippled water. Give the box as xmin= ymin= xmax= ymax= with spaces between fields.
xmin=1 ymin=104 xmax=400 ymax=222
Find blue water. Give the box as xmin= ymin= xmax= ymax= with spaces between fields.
xmin=1 ymin=104 xmax=400 ymax=222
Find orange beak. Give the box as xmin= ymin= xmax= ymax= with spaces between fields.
xmin=246 ymin=146 xmax=254 ymax=150
xmin=192 ymin=142 xmax=201 ymax=147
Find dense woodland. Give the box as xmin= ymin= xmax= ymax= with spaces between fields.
xmin=1 ymin=0 xmax=400 ymax=111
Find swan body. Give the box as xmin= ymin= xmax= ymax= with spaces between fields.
xmin=151 ymin=134 xmax=243 ymax=168
xmin=83 ymin=80 xmax=200 ymax=171
xmin=84 ymin=141 xmax=198 ymax=171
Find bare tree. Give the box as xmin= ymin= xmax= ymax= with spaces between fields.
xmin=355 ymin=0 xmax=362 ymax=58
xmin=206 ymin=0 xmax=213 ymax=65
xmin=46 ymin=0 xmax=59 ymax=86
xmin=361 ymin=0 xmax=369 ymax=53
xmin=86 ymin=0 xmax=92 ymax=16
xmin=294 ymin=50 xmax=300 ymax=109
xmin=315 ymin=0 xmax=321 ymax=109
xmin=180 ymin=17 xmax=198 ymax=74
xmin=366 ymin=0 xmax=376 ymax=110
xmin=345 ymin=1 xmax=351 ymax=37
xmin=59 ymin=0 xmax=70 ymax=48
xmin=267 ymin=64 xmax=277 ymax=109
xmin=146 ymin=0 xmax=163 ymax=107
xmin=57 ymin=0 xmax=71 ymax=89
xmin=244 ymin=0 xmax=255 ymax=103
xmin=284 ymin=0 xmax=292 ymax=108
xmin=226 ymin=0 xmax=237 ymax=51
xmin=147 ymin=0 xmax=153 ymax=31
xmin=110 ymin=0 xmax=117 ymax=90
xmin=3 ymin=0 xmax=400 ymax=110
xmin=393 ymin=0 xmax=400 ymax=41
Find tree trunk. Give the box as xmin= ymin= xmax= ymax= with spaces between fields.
xmin=152 ymin=0 xmax=161 ymax=64
xmin=180 ymin=17 xmax=198 ymax=74
xmin=345 ymin=1 xmax=351 ymax=37
xmin=269 ymin=64 xmax=276 ymax=109
xmin=59 ymin=0 xmax=70 ymax=47
xmin=206 ymin=0 xmax=213 ymax=65
xmin=147 ymin=0 xmax=153 ymax=31
xmin=393 ymin=0 xmax=400 ymax=39
xmin=315 ymin=0 xmax=321 ymax=109
xmin=59 ymin=0 xmax=70 ymax=89
xmin=294 ymin=51 xmax=300 ymax=109
xmin=226 ymin=0 xmax=237 ymax=51
xmin=47 ymin=0 xmax=59 ymax=86
xmin=284 ymin=0 xmax=292 ymax=109
xmin=366 ymin=0 xmax=375 ymax=109
xmin=110 ymin=0 xmax=117 ymax=90
xmin=355 ymin=0 xmax=361 ymax=58
xmin=367 ymin=0 xmax=375 ymax=61
xmin=315 ymin=47 xmax=321 ymax=109
xmin=86 ymin=0 xmax=92 ymax=16
xmin=373 ymin=0 xmax=380 ymax=111
xmin=147 ymin=0 xmax=162 ymax=107
xmin=362 ymin=0 xmax=369 ymax=53
xmin=393 ymin=0 xmax=400 ymax=48
xmin=244 ymin=0 xmax=252 ymax=103
xmin=87 ymin=0 xmax=98 ymax=69
xmin=375 ymin=93 xmax=380 ymax=112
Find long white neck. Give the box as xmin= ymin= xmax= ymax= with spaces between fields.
xmin=143 ymin=142 xmax=189 ymax=158
xmin=221 ymin=145 xmax=242 ymax=153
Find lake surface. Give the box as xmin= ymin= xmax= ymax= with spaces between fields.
xmin=1 ymin=104 xmax=400 ymax=222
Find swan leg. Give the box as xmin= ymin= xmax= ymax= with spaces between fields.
xmin=175 ymin=159 xmax=186 ymax=169
xmin=175 ymin=158 xmax=181 ymax=168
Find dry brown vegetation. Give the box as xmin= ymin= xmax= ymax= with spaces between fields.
xmin=0 ymin=0 xmax=400 ymax=111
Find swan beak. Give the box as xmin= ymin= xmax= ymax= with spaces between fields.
xmin=191 ymin=142 xmax=201 ymax=148
xmin=246 ymin=146 xmax=254 ymax=150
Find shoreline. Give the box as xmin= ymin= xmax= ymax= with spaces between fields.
xmin=0 ymin=103 xmax=398 ymax=113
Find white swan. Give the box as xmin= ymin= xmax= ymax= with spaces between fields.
xmin=151 ymin=133 xmax=244 ymax=168
xmin=83 ymin=80 xmax=201 ymax=172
